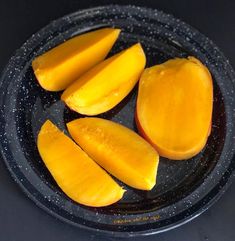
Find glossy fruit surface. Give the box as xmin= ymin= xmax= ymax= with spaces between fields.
xmin=37 ymin=120 xmax=124 ymax=207
xmin=67 ymin=117 xmax=159 ymax=190
xmin=136 ymin=57 xmax=213 ymax=160
xmin=32 ymin=28 xmax=120 ymax=91
xmin=62 ymin=43 xmax=146 ymax=115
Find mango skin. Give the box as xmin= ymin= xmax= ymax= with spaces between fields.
xmin=67 ymin=118 xmax=159 ymax=190
xmin=61 ymin=43 xmax=146 ymax=115
xmin=136 ymin=57 xmax=213 ymax=160
xmin=37 ymin=120 xmax=124 ymax=207
xmin=32 ymin=28 xmax=120 ymax=91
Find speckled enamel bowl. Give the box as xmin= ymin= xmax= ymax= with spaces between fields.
xmin=0 ymin=5 xmax=235 ymax=237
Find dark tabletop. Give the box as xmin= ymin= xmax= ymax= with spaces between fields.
xmin=0 ymin=0 xmax=235 ymax=240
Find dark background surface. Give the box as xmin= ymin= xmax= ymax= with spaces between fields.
xmin=0 ymin=0 xmax=235 ymax=240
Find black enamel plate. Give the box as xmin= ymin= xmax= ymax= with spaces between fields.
xmin=0 ymin=5 xmax=235 ymax=237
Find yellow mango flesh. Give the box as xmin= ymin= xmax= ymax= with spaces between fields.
xmin=61 ymin=43 xmax=146 ymax=115
xmin=136 ymin=57 xmax=213 ymax=160
xmin=32 ymin=28 xmax=120 ymax=91
xmin=37 ymin=120 xmax=124 ymax=207
xmin=67 ymin=118 xmax=159 ymax=190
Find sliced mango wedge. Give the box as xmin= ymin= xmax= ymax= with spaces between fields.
xmin=37 ymin=120 xmax=124 ymax=207
xmin=32 ymin=28 xmax=120 ymax=91
xmin=61 ymin=43 xmax=146 ymax=115
xmin=136 ymin=57 xmax=213 ymax=160
xmin=67 ymin=118 xmax=159 ymax=190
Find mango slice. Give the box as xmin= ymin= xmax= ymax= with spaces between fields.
xmin=61 ymin=43 xmax=146 ymax=115
xmin=37 ymin=120 xmax=124 ymax=207
xmin=136 ymin=57 xmax=213 ymax=160
xmin=32 ymin=28 xmax=120 ymax=91
xmin=67 ymin=118 xmax=159 ymax=190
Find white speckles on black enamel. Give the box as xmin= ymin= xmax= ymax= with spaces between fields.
xmin=0 ymin=5 xmax=235 ymax=237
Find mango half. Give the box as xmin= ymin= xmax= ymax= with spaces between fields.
xmin=32 ymin=28 xmax=120 ymax=91
xmin=136 ymin=57 xmax=213 ymax=160
xmin=37 ymin=120 xmax=124 ymax=207
xmin=62 ymin=43 xmax=146 ymax=115
xmin=67 ymin=118 xmax=159 ymax=190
